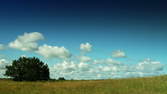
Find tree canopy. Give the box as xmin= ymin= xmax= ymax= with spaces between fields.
xmin=5 ymin=57 xmax=50 ymax=81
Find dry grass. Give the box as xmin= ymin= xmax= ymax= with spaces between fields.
xmin=1 ymin=76 xmax=167 ymax=94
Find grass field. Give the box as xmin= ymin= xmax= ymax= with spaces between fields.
xmin=1 ymin=76 xmax=167 ymax=94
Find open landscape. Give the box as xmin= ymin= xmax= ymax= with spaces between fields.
xmin=0 ymin=0 xmax=167 ymax=94
xmin=1 ymin=76 xmax=167 ymax=94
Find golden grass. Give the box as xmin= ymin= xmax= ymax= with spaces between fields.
xmin=1 ymin=76 xmax=167 ymax=94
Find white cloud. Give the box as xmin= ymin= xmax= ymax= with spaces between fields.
xmin=53 ymin=61 xmax=77 ymax=74
xmin=4 ymin=32 xmax=166 ymax=79
xmin=0 ymin=44 xmax=5 ymax=50
xmin=78 ymin=56 xmax=91 ymax=62
xmin=99 ymin=66 xmax=111 ymax=72
xmin=9 ymin=32 xmax=44 ymax=51
xmin=0 ymin=59 xmax=8 ymax=70
xmin=112 ymin=50 xmax=126 ymax=58
xmin=135 ymin=58 xmax=164 ymax=72
xmin=50 ymin=57 xmax=165 ymax=79
xmin=0 ymin=59 xmax=10 ymax=78
xmin=51 ymin=60 xmax=91 ymax=79
xmin=53 ymin=61 xmax=90 ymax=73
xmin=37 ymin=44 xmax=71 ymax=59
xmin=80 ymin=43 xmax=92 ymax=52
xmin=105 ymin=58 xmax=121 ymax=65
xmin=93 ymin=58 xmax=121 ymax=65
xmin=78 ymin=62 xmax=90 ymax=71
xmin=120 ymin=58 xmax=164 ymax=78
xmin=96 ymin=59 xmax=122 ymax=73
xmin=50 ymin=58 xmax=124 ymax=79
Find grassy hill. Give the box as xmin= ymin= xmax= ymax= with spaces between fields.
xmin=0 ymin=76 xmax=167 ymax=94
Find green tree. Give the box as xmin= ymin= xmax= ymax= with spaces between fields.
xmin=5 ymin=57 xmax=50 ymax=81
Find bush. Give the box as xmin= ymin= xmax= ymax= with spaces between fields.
xmin=5 ymin=57 xmax=50 ymax=81
xmin=58 ymin=77 xmax=66 ymax=81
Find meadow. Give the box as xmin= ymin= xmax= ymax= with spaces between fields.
xmin=0 ymin=76 xmax=167 ymax=94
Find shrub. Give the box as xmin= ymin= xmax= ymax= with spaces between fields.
xmin=58 ymin=77 xmax=66 ymax=81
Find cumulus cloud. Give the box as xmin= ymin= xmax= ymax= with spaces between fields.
xmin=94 ymin=58 xmax=123 ymax=73
xmin=120 ymin=58 xmax=164 ymax=78
xmin=80 ymin=42 xmax=92 ymax=52
xmin=1 ymin=32 xmax=165 ymax=79
xmin=78 ymin=62 xmax=90 ymax=71
xmin=0 ymin=59 xmax=10 ymax=78
xmin=112 ymin=50 xmax=126 ymax=58
xmin=37 ymin=44 xmax=71 ymax=59
xmin=51 ymin=60 xmax=91 ymax=79
xmin=50 ymin=58 xmax=124 ymax=79
xmin=93 ymin=58 xmax=121 ymax=65
xmin=50 ymin=57 xmax=165 ymax=79
xmin=78 ymin=56 xmax=91 ymax=62
xmin=135 ymin=58 xmax=164 ymax=73
xmin=105 ymin=58 xmax=122 ymax=65
xmin=53 ymin=61 xmax=77 ymax=74
xmin=0 ymin=59 xmax=8 ymax=70
xmin=9 ymin=32 xmax=44 ymax=51
xmin=8 ymin=32 xmax=71 ymax=60
xmin=0 ymin=44 xmax=5 ymax=50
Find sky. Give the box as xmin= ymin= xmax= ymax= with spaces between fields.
xmin=0 ymin=0 xmax=167 ymax=79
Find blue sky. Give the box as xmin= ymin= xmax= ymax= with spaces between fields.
xmin=0 ymin=0 xmax=167 ymax=79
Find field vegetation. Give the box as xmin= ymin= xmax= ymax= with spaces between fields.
xmin=0 ymin=76 xmax=167 ymax=94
